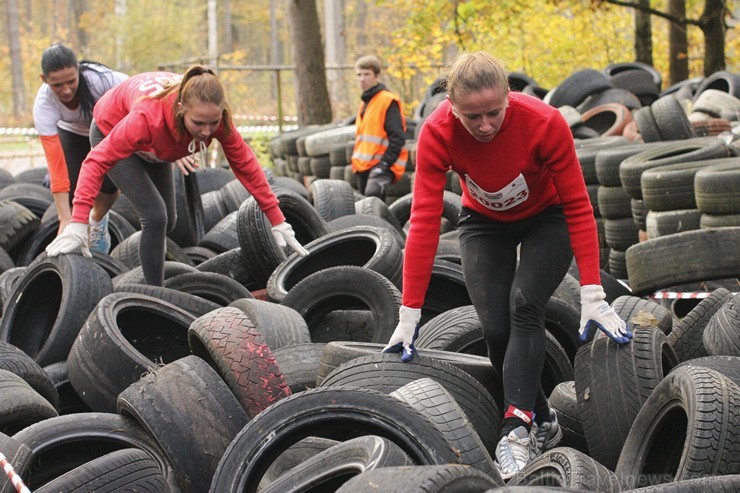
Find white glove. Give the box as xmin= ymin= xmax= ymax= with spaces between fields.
xmin=271 ymin=221 xmax=309 ymax=256
xmin=45 ymin=222 xmax=91 ymax=258
xmin=382 ymin=306 xmax=422 ymax=362
xmin=579 ymin=285 xmax=632 ymax=344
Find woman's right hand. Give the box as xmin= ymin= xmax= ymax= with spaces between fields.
xmin=45 ymin=222 xmax=92 ymax=258
xmin=382 ymin=306 xmax=422 ymax=362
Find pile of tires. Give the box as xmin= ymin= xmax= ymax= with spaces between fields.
xmin=0 ymin=65 xmax=739 ymax=493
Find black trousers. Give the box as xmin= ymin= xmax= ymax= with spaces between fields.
xmin=58 ymin=127 xmax=118 ymax=204
xmin=458 ymin=204 xmax=573 ymax=421
xmin=356 ymin=166 xmax=393 ymax=200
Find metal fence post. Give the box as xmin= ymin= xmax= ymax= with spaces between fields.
xmin=276 ymin=68 xmax=284 ymax=134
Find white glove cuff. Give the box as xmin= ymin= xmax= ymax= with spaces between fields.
xmin=399 ymin=306 xmax=421 ymax=325
xmin=68 ymin=222 xmax=89 ymax=234
xmin=581 ymin=284 xmax=606 ymax=303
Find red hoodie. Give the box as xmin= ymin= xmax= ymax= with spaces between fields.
xmin=402 ymin=92 xmax=600 ymax=308
xmin=71 ymin=71 xmax=284 ymax=226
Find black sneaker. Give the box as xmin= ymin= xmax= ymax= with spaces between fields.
xmin=530 ymin=409 xmax=563 ymax=460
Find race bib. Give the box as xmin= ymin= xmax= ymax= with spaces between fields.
xmin=465 ymin=173 xmax=529 ymax=211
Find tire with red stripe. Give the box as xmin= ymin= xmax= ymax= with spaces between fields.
xmin=188 ymin=307 xmax=291 ymax=417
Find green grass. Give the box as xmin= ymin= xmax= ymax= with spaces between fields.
xmin=0 ymin=137 xmax=41 ymax=153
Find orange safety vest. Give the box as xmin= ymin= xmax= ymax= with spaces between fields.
xmin=351 ymin=89 xmax=408 ymax=181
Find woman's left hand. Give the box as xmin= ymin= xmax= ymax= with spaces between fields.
xmin=174 ymin=155 xmax=199 ymax=176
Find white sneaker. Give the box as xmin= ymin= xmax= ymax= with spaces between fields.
xmin=494 ymin=426 xmax=531 ymax=480
xmin=89 ymin=213 xmax=111 ymax=254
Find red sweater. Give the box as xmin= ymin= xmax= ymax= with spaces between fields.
xmin=72 ymin=72 xmax=284 ymax=226
xmin=403 ymin=92 xmax=600 ymax=308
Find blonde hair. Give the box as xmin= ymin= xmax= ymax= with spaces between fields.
xmin=154 ymin=65 xmax=233 ymax=137
xmin=446 ymin=52 xmax=509 ymax=104
xmin=354 ymin=55 xmax=383 ymax=75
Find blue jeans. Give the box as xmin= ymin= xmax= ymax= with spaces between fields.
xmin=458 ymin=205 xmax=573 ymax=418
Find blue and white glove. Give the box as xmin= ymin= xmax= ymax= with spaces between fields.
xmin=45 ymin=222 xmax=91 ymax=258
xmin=579 ymin=285 xmax=632 ymax=344
xmin=271 ymin=221 xmax=309 ymax=256
xmin=383 ymin=306 xmax=421 ymax=362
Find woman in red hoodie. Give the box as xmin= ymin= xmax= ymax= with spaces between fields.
xmin=46 ymin=65 xmax=307 ymax=285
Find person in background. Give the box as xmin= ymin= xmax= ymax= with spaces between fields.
xmin=33 ymin=43 xmax=128 ymax=253
xmin=351 ymin=55 xmax=408 ymax=201
xmin=45 ymin=65 xmax=308 ymax=285
xmin=382 ymin=52 xmax=632 ymax=478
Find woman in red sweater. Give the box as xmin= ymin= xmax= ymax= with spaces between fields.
xmin=46 ymin=65 xmax=307 ymax=285
xmin=382 ymin=52 xmax=631 ymax=478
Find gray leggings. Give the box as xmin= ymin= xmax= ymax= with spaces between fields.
xmin=90 ymin=121 xmax=176 ymax=286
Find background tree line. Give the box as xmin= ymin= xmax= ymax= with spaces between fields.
xmin=1 ymin=0 xmax=738 ymax=127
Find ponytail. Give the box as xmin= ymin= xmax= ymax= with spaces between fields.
xmin=77 ymin=61 xmax=116 ymax=123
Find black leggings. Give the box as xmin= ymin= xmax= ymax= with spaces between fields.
xmin=90 ymin=122 xmax=176 ymax=286
xmin=458 ymin=205 xmax=573 ymax=423
xmin=58 ymin=127 xmax=117 ymax=205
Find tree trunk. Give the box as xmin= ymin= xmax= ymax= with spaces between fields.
xmin=634 ymin=0 xmax=653 ymax=65
xmin=114 ymin=0 xmax=127 ymax=68
xmin=700 ymin=0 xmax=726 ymax=75
xmin=222 ymin=0 xmax=233 ymax=54
xmin=208 ymin=0 xmax=218 ymax=68
xmin=609 ymin=0 xmax=728 ymax=77
xmin=287 ymin=0 xmax=333 ymax=125
xmin=6 ymin=0 xmax=26 ymax=119
xmin=324 ymin=0 xmax=347 ymax=115
xmin=269 ymin=0 xmax=281 ymax=65
xmin=355 ymin=0 xmax=367 ymax=49
xmin=668 ymin=0 xmax=689 ymax=85
xmin=72 ymin=0 xmax=89 ymax=52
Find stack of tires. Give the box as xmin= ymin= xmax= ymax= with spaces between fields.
xmin=694 ymin=159 xmax=740 ymax=230
xmin=271 ymin=123 xmax=417 ymax=206
xmin=327 ymin=139 xmax=355 ymax=182
xmin=2 ymin=66 xmax=740 ymax=493
xmin=592 ymin=141 xmax=666 ymax=277
xmin=272 ymin=125 xmax=335 ymax=185
xmin=302 ymin=125 xmax=357 ymax=186
xmin=576 ymin=138 xmax=632 ymax=273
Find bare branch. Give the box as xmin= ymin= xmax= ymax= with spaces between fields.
xmin=453 ymin=0 xmax=467 ymax=50
xmin=600 ymin=0 xmax=702 ymax=27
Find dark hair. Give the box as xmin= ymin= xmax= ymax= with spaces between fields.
xmin=154 ymin=65 xmax=233 ymax=137
xmin=41 ymin=43 xmax=77 ymax=75
xmin=41 ymin=43 xmax=116 ymax=124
